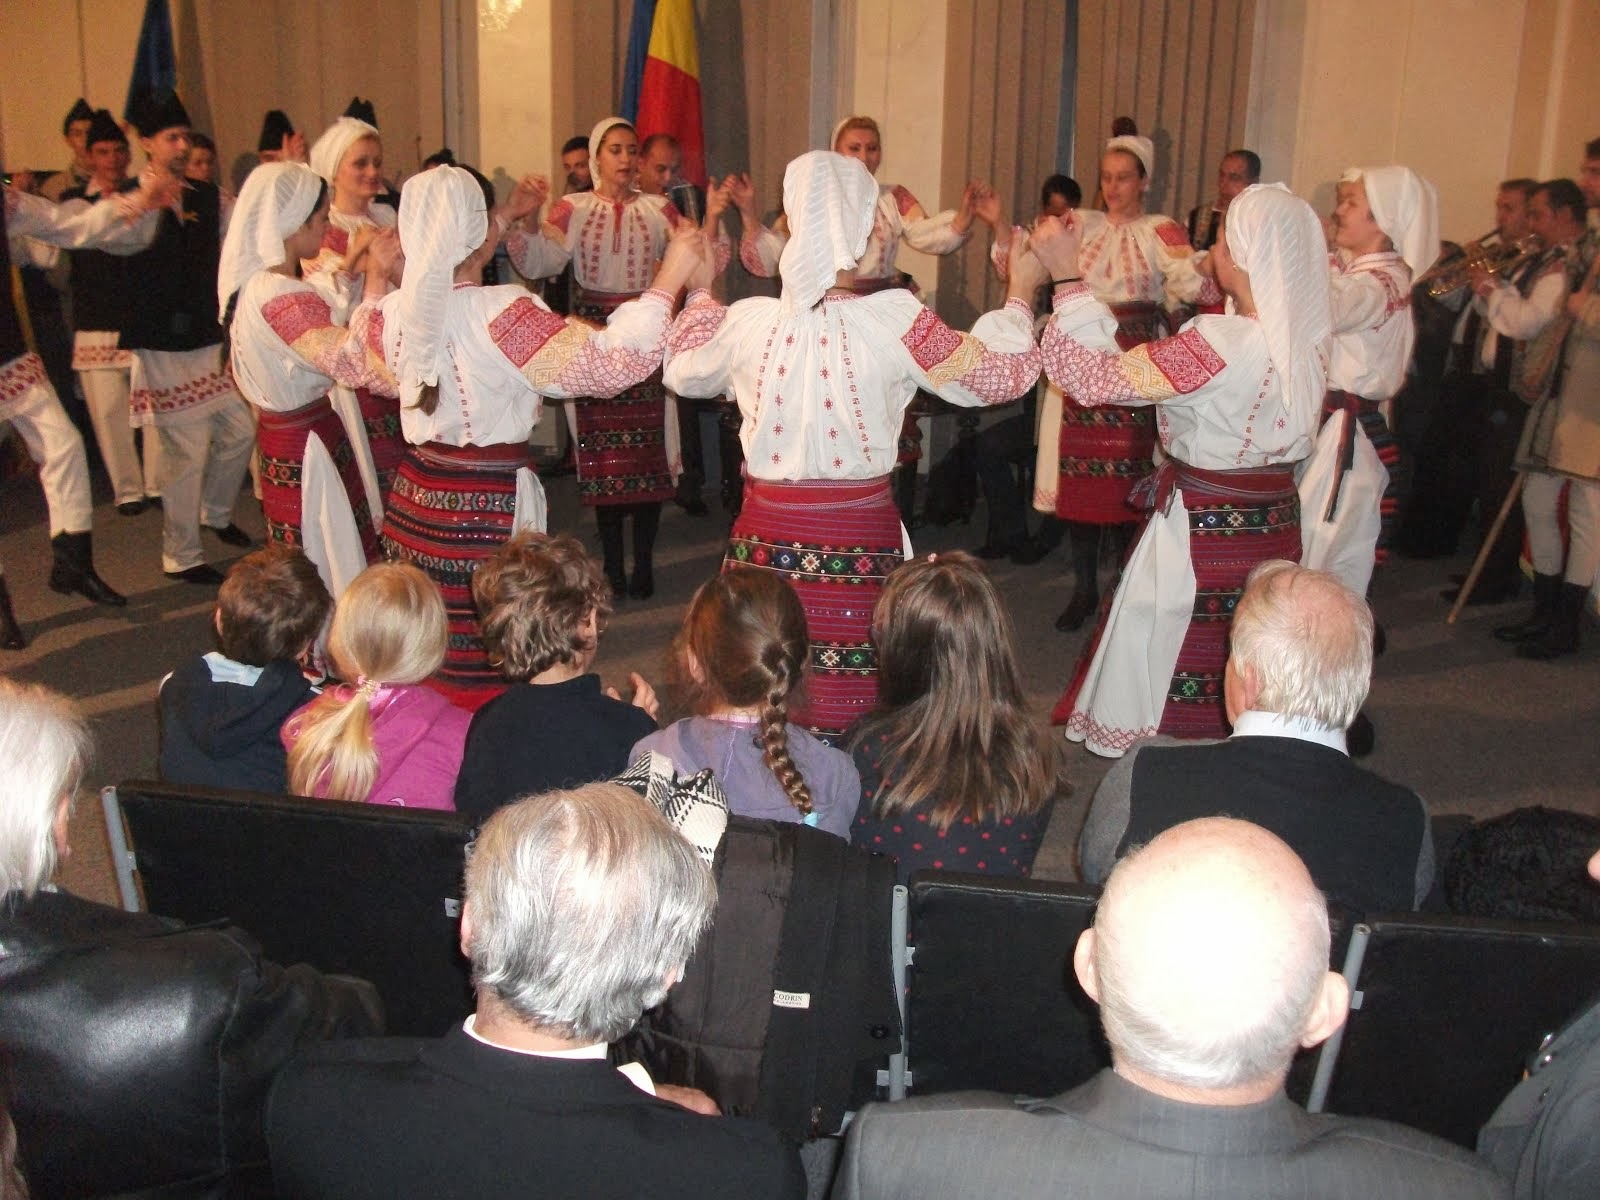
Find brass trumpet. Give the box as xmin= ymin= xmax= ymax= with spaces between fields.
xmin=1418 ymin=230 xmax=1543 ymax=297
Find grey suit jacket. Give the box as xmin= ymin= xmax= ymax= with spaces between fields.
xmin=833 ymin=1070 xmax=1507 ymax=1200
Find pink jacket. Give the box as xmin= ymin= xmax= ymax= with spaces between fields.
xmin=282 ymin=684 xmax=470 ymax=810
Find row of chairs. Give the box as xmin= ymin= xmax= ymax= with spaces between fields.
xmin=105 ymin=781 xmax=1600 ymax=1149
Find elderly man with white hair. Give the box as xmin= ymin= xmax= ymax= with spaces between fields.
xmin=265 ymin=782 xmax=806 ymax=1199
xmin=834 ymin=817 xmax=1505 ymax=1200
xmin=0 ymin=678 xmax=380 ymax=1196
xmin=1080 ymin=559 xmax=1434 ymax=916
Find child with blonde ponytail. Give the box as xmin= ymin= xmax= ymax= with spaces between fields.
xmin=282 ymin=562 xmax=470 ymax=808
xmin=632 ymin=571 xmax=860 ymax=838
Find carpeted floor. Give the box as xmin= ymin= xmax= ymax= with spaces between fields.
xmin=3 ymin=452 xmax=1596 ymax=908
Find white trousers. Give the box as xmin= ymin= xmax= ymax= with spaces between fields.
xmin=3 ymin=356 xmax=93 ymax=536
xmin=156 ymin=395 xmax=256 ymax=572
xmin=1523 ymin=471 xmax=1600 ymax=587
xmin=79 ymin=366 xmax=160 ymax=504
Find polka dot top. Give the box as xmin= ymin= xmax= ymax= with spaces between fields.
xmin=847 ymin=733 xmax=1054 ymax=886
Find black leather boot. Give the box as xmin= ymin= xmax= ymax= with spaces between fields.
xmin=596 ymin=509 xmax=627 ymax=600
xmin=1516 ymin=582 xmax=1585 ymax=661
xmin=1494 ymin=572 xmax=1561 ymax=643
xmin=629 ymin=503 xmax=659 ymax=599
xmin=48 ymin=531 xmax=127 ymax=607
xmin=1054 ymin=522 xmax=1102 ymax=632
xmin=0 ymin=577 xmax=26 ymax=649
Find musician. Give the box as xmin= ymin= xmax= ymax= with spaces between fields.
xmin=1185 ymin=149 xmax=1259 ymax=252
xmin=1402 ymin=179 xmax=1541 ymax=595
xmin=1494 ymin=178 xmax=1595 ymax=660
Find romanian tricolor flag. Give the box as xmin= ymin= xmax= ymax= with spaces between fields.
xmin=624 ymin=0 xmax=707 ymax=187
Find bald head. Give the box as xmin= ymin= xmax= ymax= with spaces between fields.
xmin=1076 ymin=818 xmax=1346 ymax=1099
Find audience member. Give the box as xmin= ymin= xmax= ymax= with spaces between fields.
xmin=1478 ymin=843 xmax=1600 ymax=1198
xmin=282 ymin=562 xmax=468 ymax=810
xmin=834 ymin=817 xmax=1506 ymax=1199
xmin=0 ymin=678 xmax=381 ymax=1197
xmin=633 ymin=570 xmax=860 ymax=838
xmin=849 ymin=552 xmax=1057 ymax=882
xmin=265 ymin=782 xmax=806 ymax=1199
xmin=158 ymin=545 xmax=331 ymax=793
xmin=453 ymin=532 xmax=658 ymax=821
xmin=1080 ymin=559 xmax=1434 ymax=915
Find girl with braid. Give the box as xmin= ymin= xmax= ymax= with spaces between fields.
xmin=633 ymin=571 xmax=860 ymax=839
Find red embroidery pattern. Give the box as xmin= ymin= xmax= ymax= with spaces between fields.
xmin=740 ymin=237 xmax=770 ymax=276
xmin=489 ymin=297 xmax=566 ymax=367
xmin=553 ymin=342 xmax=664 ymax=400
xmin=71 ymin=344 xmax=133 ymax=370
xmin=0 ymin=353 xmax=48 ymax=418
xmin=953 ymin=302 xmax=1044 ymax=401
xmin=1144 ymin=329 xmax=1227 ymax=395
xmin=1155 ymin=219 xmax=1192 ymax=249
xmin=263 ymin=291 xmax=335 ymax=347
xmin=548 ymin=199 xmax=575 ymax=235
xmin=322 ymin=225 xmax=350 ymax=257
xmin=133 ymin=367 xmax=235 ymax=417
xmin=1064 ymin=708 xmax=1158 ymax=753
xmin=365 ymin=309 xmax=387 ymax=359
xmin=890 ymin=184 xmax=919 ymax=218
xmin=667 ymin=302 xmax=726 ymax=356
xmin=901 ymin=308 xmax=962 ymax=370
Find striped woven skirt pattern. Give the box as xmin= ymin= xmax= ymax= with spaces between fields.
xmin=572 ymin=290 xmax=674 ymax=508
xmin=1161 ymin=463 xmax=1301 ymax=739
xmin=1056 ymin=301 xmax=1166 ymax=524
xmin=355 ymin=386 xmax=406 ymax=501
xmin=724 ymin=476 xmax=905 ymax=743
xmin=256 ymin=396 xmax=379 ymax=562
xmin=380 ymin=440 xmax=532 ymax=704
xmin=1322 ymin=388 xmax=1403 ymax=569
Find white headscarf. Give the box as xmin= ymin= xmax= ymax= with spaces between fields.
xmin=395 ymin=166 xmax=489 ymax=406
xmin=829 ymin=116 xmax=880 ymax=152
xmin=309 ymin=116 xmax=381 ymax=187
xmin=589 ymin=116 xmax=635 ymax=173
xmin=216 ymin=162 xmax=325 ymax=314
xmin=1340 ymin=165 xmax=1440 ymax=277
xmin=1223 ymin=183 xmax=1331 ymax=418
xmin=1106 ymin=134 xmax=1155 ymax=178
xmin=777 ymin=151 xmax=879 ymax=315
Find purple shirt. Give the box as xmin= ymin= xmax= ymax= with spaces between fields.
xmin=283 ymin=684 xmax=470 ymax=810
xmin=632 ymin=716 xmax=860 ymax=839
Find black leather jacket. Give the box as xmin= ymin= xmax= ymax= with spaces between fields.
xmin=0 ymin=889 xmax=382 ymax=1199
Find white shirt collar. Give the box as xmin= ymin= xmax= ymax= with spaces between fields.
xmin=202 ymin=652 xmax=264 ymax=686
xmin=461 ymin=1015 xmax=655 ymax=1094
xmin=1229 ymin=709 xmax=1348 ymax=755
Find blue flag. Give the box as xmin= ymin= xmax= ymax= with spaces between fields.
xmin=123 ymin=0 xmax=178 ymax=121
xmin=620 ymin=0 xmax=657 ymax=124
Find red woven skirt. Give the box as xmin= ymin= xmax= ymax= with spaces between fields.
xmin=256 ymin=396 xmax=380 ymax=562
xmin=572 ymin=289 xmax=674 ymax=507
xmin=380 ymin=440 xmax=533 ymax=708
xmin=724 ymin=477 xmax=905 ymax=742
xmin=1056 ymin=301 xmax=1166 ymax=524
xmin=1321 ymin=388 xmax=1402 ymax=569
xmin=355 ymin=386 xmax=405 ymax=502
xmin=1054 ymin=461 xmax=1301 ymax=740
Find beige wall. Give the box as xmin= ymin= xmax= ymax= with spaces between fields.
xmin=0 ymin=0 xmax=450 ymax=190
xmin=1250 ymin=0 xmax=1599 ymax=245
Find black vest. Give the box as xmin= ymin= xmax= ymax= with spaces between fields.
xmin=60 ymin=180 xmax=141 ymax=336
xmin=0 ymin=201 xmax=26 ymax=366
xmin=119 ymin=179 xmax=223 ymax=352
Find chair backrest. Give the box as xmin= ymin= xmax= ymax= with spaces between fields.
xmin=1320 ymin=912 xmax=1600 ymax=1147
xmin=905 ymin=871 xmax=1108 ymax=1097
xmin=109 ymin=780 xmax=476 ymax=1036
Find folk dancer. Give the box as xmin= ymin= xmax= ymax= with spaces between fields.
xmin=1010 ymin=128 xmax=1211 ymax=634
xmin=121 ymin=89 xmax=257 ymax=586
xmin=0 ymin=170 xmax=173 ymax=647
xmin=505 ymin=117 xmax=717 ymax=600
xmin=1031 ymin=182 xmax=1331 ymax=756
xmin=663 ymin=150 xmax=1043 ymax=742
xmin=218 ymin=162 xmax=402 ymax=597
xmin=375 ymin=165 xmax=702 ymax=705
